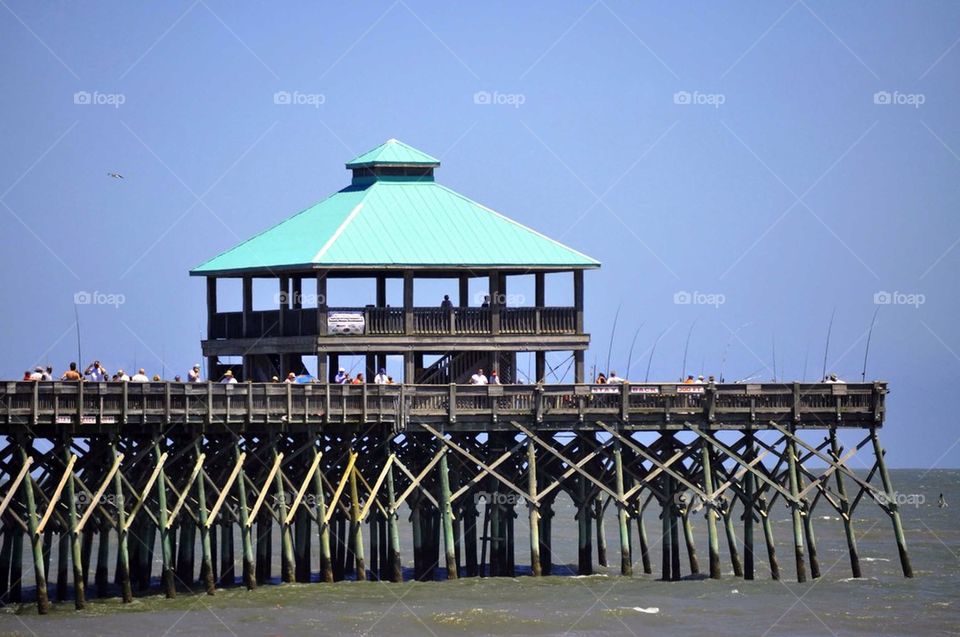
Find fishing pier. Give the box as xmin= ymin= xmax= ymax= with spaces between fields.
xmin=0 ymin=141 xmax=911 ymax=613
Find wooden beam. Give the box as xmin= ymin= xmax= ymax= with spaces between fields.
xmin=37 ymin=454 xmax=76 ymax=535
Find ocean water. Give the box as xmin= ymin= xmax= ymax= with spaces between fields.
xmin=1 ymin=469 xmax=957 ymax=636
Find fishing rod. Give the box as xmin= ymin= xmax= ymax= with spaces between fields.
xmin=862 ymin=306 xmax=880 ymax=382
xmin=801 ymin=345 xmax=809 ymax=382
xmin=681 ymin=318 xmax=698 ymax=380
xmin=771 ymin=334 xmax=777 ymax=382
xmin=644 ymin=327 xmax=668 ymax=383
xmin=719 ymin=322 xmax=753 ymax=383
xmin=624 ymin=322 xmax=645 ymax=380
xmin=73 ymin=303 xmax=82 ymax=370
xmin=821 ymin=308 xmax=836 ymax=381
xmin=605 ymin=304 xmax=621 ymax=376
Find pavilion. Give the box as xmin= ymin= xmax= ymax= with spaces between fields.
xmin=191 ymin=139 xmax=600 ymax=382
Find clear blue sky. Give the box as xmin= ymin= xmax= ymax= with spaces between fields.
xmin=1 ymin=1 xmax=958 ymax=468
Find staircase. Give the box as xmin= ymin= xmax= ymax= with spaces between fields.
xmin=417 ymin=351 xmax=516 ymax=384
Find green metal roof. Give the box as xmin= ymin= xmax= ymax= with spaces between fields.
xmin=191 ymin=141 xmax=599 ymax=275
xmin=345 ymin=139 xmax=440 ymax=168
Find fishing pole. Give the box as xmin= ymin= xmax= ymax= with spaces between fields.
xmin=681 ymin=318 xmax=698 ymax=380
xmin=624 ymin=322 xmax=645 ymax=380
xmin=771 ymin=334 xmax=777 ymax=382
xmin=73 ymin=303 xmax=82 ymax=371
xmin=645 ymin=327 xmax=668 ymax=383
xmin=821 ymin=308 xmax=836 ymax=381
xmin=862 ymin=306 xmax=880 ymax=382
xmin=719 ymin=322 xmax=753 ymax=383
xmin=801 ymin=345 xmax=809 ymax=383
xmin=605 ymin=304 xmax=621 ymax=376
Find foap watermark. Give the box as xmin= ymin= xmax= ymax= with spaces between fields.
xmin=874 ymin=290 xmax=925 ymax=308
xmin=73 ymin=90 xmax=126 ymax=109
xmin=274 ymin=291 xmax=326 ymax=306
xmin=474 ymin=491 xmax=523 ymax=506
xmin=74 ymin=492 xmax=123 ymax=508
xmin=472 ymin=291 xmax=527 ymax=306
xmin=473 ymin=90 xmax=526 ymax=108
xmin=673 ymin=290 xmax=725 ymax=308
xmin=273 ymin=90 xmax=326 ymax=108
xmin=874 ymin=491 xmax=925 ymax=508
xmin=873 ymin=90 xmax=925 ymax=108
xmin=74 ymin=290 xmax=126 ymax=308
xmin=673 ymin=90 xmax=725 ymax=108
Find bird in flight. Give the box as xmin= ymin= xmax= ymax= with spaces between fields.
xmin=107 ymin=172 xmax=124 ymax=179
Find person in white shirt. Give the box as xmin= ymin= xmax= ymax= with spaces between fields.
xmin=374 ymin=368 xmax=388 ymax=385
xmin=607 ymin=370 xmax=625 ymax=384
xmin=85 ymin=361 xmax=107 ymax=382
xmin=131 ymin=368 xmax=150 ymax=382
xmin=116 ymin=369 xmax=130 ymax=382
xmin=284 ymin=372 xmax=296 ymax=383
xmin=188 ymin=364 xmax=201 ymax=382
xmin=694 ymin=375 xmax=705 ymax=384
xmin=470 ymin=368 xmax=488 ymax=385
xmin=220 ymin=370 xmax=238 ymax=384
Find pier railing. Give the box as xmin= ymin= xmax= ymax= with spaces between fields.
xmin=0 ymin=381 xmax=886 ymax=432
xmin=207 ymin=306 xmax=577 ymax=339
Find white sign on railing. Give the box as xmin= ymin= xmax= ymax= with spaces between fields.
xmin=677 ymin=385 xmax=705 ymax=394
xmin=328 ymin=311 xmax=365 ymax=335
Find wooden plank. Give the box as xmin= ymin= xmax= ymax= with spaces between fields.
xmin=323 ymin=452 xmax=357 ymax=525
xmin=165 ymin=453 xmax=206 ymax=528
xmin=77 ymin=452 xmax=123 ymax=532
xmin=284 ymin=451 xmax=323 ymax=525
xmin=206 ymin=452 xmax=245 ymax=526
xmin=0 ymin=456 xmax=33 ymax=520
xmin=124 ymin=452 xmax=167 ymax=531
xmin=247 ymin=452 xmax=285 ymax=526
xmin=358 ymin=455 xmax=394 ymax=521
xmin=36 ymin=454 xmax=76 ymax=535
xmin=393 ymin=452 xmax=443 ymax=510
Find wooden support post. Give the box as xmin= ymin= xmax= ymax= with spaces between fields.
xmin=700 ymin=440 xmax=721 ymax=579
xmin=785 ymin=436 xmax=808 ymax=583
xmin=60 ymin=444 xmax=86 ymax=608
xmin=661 ymin=493 xmax=672 ymax=581
xmin=722 ymin=501 xmax=743 ymax=578
xmin=670 ymin=476 xmax=681 ymax=581
xmin=206 ymin=276 xmax=217 ymax=338
xmin=595 ymin=497 xmax=607 ymax=568
xmin=682 ymin=505 xmax=700 ymax=576
xmin=759 ymin=495 xmax=780 ymax=580
xmin=794 ymin=466 xmax=821 ymax=579
xmin=96 ymin=525 xmax=110 ymax=597
xmin=404 ymin=352 xmax=415 ymax=384
xmin=574 ymin=350 xmax=585 ymax=384
xmin=57 ymin=533 xmax=68 ymax=601
xmin=403 ymin=271 xmax=414 ymax=335
xmin=311 ymin=448 xmax=334 ymax=583
xmin=527 ymin=441 xmax=542 ymax=577
xmin=830 ymin=428 xmax=861 ymax=578
xmin=111 ymin=442 xmax=132 ymax=602
xmin=195 ymin=444 xmax=214 ymax=595
xmin=871 ymin=428 xmax=913 ymax=577
xmin=271 ymin=445 xmax=295 ymax=583
xmin=535 ymin=351 xmax=546 ymax=384
xmin=488 ymin=272 xmax=500 ymax=334
xmin=242 ymin=276 xmax=253 ymax=338
xmin=576 ymin=474 xmax=592 ymax=575
xmin=573 ymin=269 xmax=584 ymax=333
xmin=234 ymin=445 xmax=255 ymax=589
xmin=637 ymin=496 xmax=652 ymax=574
xmin=386 ymin=457 xmax=402 ymax=582
xmin=317 ymin=270 xmax=328 ymax=336
xmin=439 ymin=452 xmax=458 ymax=580
xmin=743 ymin=434 xmax=756 ymax=580
xmin=458 ymin=275 xmax=469 ymax=307
xmin=613 ymin=441 xmax=632 ymax=576
xmin=349 ymin=463 xmax=366 ymax=580
xmin=20 ymin=447 xmax=49 ymax=614
xmin=154 ymin=443 xmax=176 ymax=597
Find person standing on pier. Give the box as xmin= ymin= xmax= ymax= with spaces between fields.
xmin=42 ymin=366 xmax=53 ymax=381
xmin=489 ymin=369 xmax=501 ymax=384
xmin=594 ymin=372 xmax=607 ymax=384
xmin=470 ymin=368 xmax=488 ymax=385
xmin=607 ymin=370 xmax=625 ymax=384
xmin=440 ymin=295 xmax=453 ymax=309
xmin=220 ymin=370 xmax=237 ymax=384
xmin=374 ymin=368 xmax=388 ymax=384
xmin=335 ymin=367 xmax=348 ymax=384
xmin=188 ymin=364 xmax=201 ymax=382
xmin=285 ymin=373 xmax=296 ymax=383
xmin=85 ymin=361 xmax=107 ymax=382
xmin=352 ymin=373 xmax=365 ymax=384
xmin=60 ymin=362 xmax=82 ymax=381
xmin=131 ymin=368 xmax=149 ymax=382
